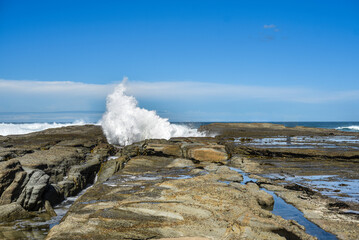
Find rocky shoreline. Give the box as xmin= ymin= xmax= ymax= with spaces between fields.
xmin=0 ymin=125 xmax=115 ymax=238
xmin=0 ymin=123 xmax=358 ymax=239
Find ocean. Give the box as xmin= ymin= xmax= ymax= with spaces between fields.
xmin=0 ymin=111 xmax=358 ymax=137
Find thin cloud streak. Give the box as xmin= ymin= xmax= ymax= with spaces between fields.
xmin=1 ymin=79 xmax=358 ymax=106
xmin=0 ymin=79 xmax=115 ymax=96
xmin=127 ymin=81 xmax=359 ymax=103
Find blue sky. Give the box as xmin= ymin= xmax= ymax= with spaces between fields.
xmin=1 ymin=0 xmax=358 ymax=121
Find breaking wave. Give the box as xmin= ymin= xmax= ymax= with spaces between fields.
xmin=336 ymin=125 xmax=359 ymax=132
xmin=0 ymin=121 xmax=89 ymax=136
xmin=101 ymin=80 xmax=204 ymax=145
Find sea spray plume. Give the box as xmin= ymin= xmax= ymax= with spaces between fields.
xmin=101 ymin=79 xmax=204 ymax=145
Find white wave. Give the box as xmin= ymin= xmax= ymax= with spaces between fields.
xmin=101 ymin=79 xmax=204 ymax=145
xmin=336 ymin=125 xmax=359 ymax=131
xmin=0 ymin=120 xmax=90 ymax=136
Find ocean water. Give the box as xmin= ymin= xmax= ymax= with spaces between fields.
xmin=0 ymin=118 xmax=358 ymax=137
xmin=0 ymin=82 xmax=358 ymax=139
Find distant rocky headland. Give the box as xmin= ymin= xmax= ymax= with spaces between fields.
xmin=0 ymin=123 xmax=358 ymax=239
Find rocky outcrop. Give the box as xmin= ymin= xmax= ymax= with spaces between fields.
xmin=0 ymin=125 xmax=115 ymax=215
xmin=96 ymin=156 xmax=127 ymax=183
xmin=141 ymin=139 xmax=229 ymax=162
xmin=198 ymin=122 xmax=353 ymax=138
xmin=0 ymin=159 xmax=24 ymax=196
xmin=0 ymin=160 xmax=50 ymax=210
xmin=16 ymin=170 xmax=49 ymax=210
xmin=0 ymin=160 xmax=26 ymax=204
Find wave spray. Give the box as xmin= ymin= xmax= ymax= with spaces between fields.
xmin=101 ymin=80 xmax=204 ymax=145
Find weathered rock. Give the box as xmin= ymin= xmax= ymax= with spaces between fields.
xmin=185 ymin=145 xmax=228 ymax=162
xmin=96 ymin=156 xmax=127 ymax=183
xmin=157 ymin=238 xmax=210 ymax=240
xmin=246 ymin=182 xmax=274 ymax=210
xmin=215 ymin=165 xmax=243 ymax=182
xmin=43 ymin=184 xmax=64 ymax=206
xmin=46 ymin=155 xmax=314 ymax=240
xmin=44 ymin=200 xmax=57 ymax=217
xmin=144 ymin=142 xmax=182 ymax=157
xmin=67 ymin=155 xmax=102 ymax=187
xmin=167 ymin=158 xmax=195 ymax=168
xmin=0 ymin=202 xmax=32 ymax=221
xmin=17 ymin=170 xmax=50 ymax=210
xmin=0 ymin=159 xmax=23 ymax=195
xmin=14 ymin=147 xmax=83 ymax=182
xmin=0 ymin=125 xmax=115 ymax=213
xmin=0 ymin=170 xmax=27 ymax=204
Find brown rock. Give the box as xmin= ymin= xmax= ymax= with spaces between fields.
xmin=0 ymin=202 xmax=32 ymax=221
xmin=145 ymin=143 xmax=182 ymax=157
xmin=44 ymin=200 xmax=57 ymax=217
xmin=187 ymin=145 xmax=228 ymax=162
xmin=0 ymin=159 xmax=23 ymax=195
xmin=0 ymin=171 xmax=27 ymax=204
xmin=45 ymin=158 xmax=314 ymax=240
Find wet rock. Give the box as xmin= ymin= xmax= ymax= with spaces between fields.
xmin=44 ymin=200 xmax=57 ymax=217
xmin=328 ymin=201 xmax=350 ymax=209
xmin=43 ymin=184 xmax=64 ymax=206
xmin=285 ymin=184 xmax=315 ymax=196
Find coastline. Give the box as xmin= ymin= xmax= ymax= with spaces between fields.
xmin=0 ymin=123 xmax=358 ymax=239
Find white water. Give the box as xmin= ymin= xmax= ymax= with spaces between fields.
xmin=101 ymin=80 xmax=204 ymax=145
xmin=336 ymin=125 xmax=359 ymax=131
xmin=0 ymin=120 xmax=91 ymax=136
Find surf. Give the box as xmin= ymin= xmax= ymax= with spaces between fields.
xmin=100 ymin=79 xmax=204 ymax=145
xmin=0 ymin=121 xmax=89 ymax=136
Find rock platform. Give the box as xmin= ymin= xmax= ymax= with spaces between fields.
xmin=2 ymin=123 xmax=358 ymax=239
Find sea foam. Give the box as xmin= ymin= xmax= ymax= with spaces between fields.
xmin=336 ymin=125 xmax=359 ymax=131
xmin=0 ymin=121 xmax=89 ymax=136
xmin=101 ymin=81 xmax=204 ymax=145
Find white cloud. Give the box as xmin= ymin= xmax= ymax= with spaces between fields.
xmin=0 ymin=79 xmax=115 ymax=96
xmin=0 ymin=78 xmax=358 ymax=112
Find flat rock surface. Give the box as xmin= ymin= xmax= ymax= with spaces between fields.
xmin=47 ymin=154 xmax=314 ymax=240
